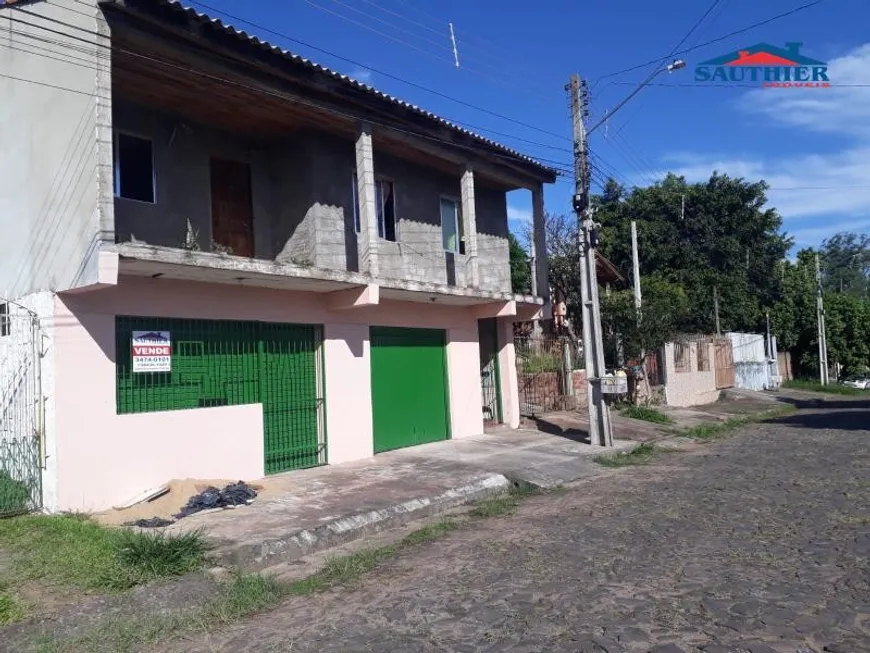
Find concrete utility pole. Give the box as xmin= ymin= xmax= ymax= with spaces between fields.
xmin=570 ymin=74 xmax=612 ymax=448
xmin=815 ymin=253 xmax=830 ymax=385
xmin=631 ymin=220 xmax=642 ymax=319
xmin=713 ymin=286 xmax=721 ymax=336
xmin=567 ymin=60 xmax=684 ymax=447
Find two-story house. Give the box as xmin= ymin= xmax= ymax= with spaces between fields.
xmin=0 ymin=0 xmax=554 ymax=513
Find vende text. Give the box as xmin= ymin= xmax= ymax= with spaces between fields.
xmin=133 ymin=345 xmax=171 ymax=356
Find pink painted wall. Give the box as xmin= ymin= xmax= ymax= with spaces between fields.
xmin=323 ymin=323 xmax=374 ymax=464
xmin=52 ymin=277 xmax=488 ymax=511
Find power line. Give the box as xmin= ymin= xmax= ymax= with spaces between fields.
xmin=605 ymin=0 xmax=721 ymax=134
xmin=322 ymin=0 xmax=454 ymax=55
xmin=611 ymin=82 xmax=870 ymax=88
xmin=167 ymin=1 xmax=572 ymax=143
xmin=595 ymin=1 xmax=825 ymax=82
xmin=8 ymin=12 xmax=570 ymax=170
xmin=300 ymin=0 xmax=550 ymax=99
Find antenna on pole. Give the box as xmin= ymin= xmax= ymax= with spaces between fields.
xmin=448 ymin=22 xmax=460 ymax=68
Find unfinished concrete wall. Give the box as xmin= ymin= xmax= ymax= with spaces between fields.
xmin=110 ymin=102 xmax=513 ymax=289
xmin=0 ymin=1 xmax=111 ymax=298
xmin=286 ymin=132 xmax=355 ymax=271
xmin=474 ymin=183 xmax=511 ymax=293
xmin=373 ymin=151 xmax=464 ymax=286
xmin=112 ymin=98 xmax=294 ymax=259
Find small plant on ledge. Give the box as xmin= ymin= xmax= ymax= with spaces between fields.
xmin=211 ymin=240 xmax=234 ymax=256
xmin=181 ymin=219 xmax=200 ymax=252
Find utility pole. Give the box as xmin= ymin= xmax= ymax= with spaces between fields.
xmin=680 ymin=194 xmax=685 ymax=221
xmin=713 ymin=286 xmax=721 ymax=336
xmin=631 ymin=220 xmax=642 ymax=318
xmin=570 ymin=74 xmax=612 ymax=448
xmin=815 ymin=253 xmax=829 ymax=384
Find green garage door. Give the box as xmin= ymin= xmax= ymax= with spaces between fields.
xmin=370 ymin=327 xmax=450 ymax=453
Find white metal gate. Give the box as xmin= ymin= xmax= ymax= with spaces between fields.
xmin=0 ymin=301 xmax=44 ymax=516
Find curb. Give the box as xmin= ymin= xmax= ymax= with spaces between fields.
xmin=210 ymin=473 xmax=512 ymax=571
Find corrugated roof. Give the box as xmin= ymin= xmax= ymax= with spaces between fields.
xmin=131 ymin=0 xmax=557 ymax=180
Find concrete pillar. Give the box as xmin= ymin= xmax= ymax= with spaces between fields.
xmin=531 ymin=184 xmax=549 ymax=302
xmin=497 ymin=317 xmax=521 ymax=428
xmin=461 ymin=166 xmax=480 ymax=288
xmin=324 ymin=323 xmax=374 ymax=463
xmin=355 ymin=124 xmax=379 ymax=277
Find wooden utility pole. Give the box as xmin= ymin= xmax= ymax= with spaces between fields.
xmin=570 ymin=74 xmax=612 ymax=447
xmin=815 ymin=253 xmax=829 ymax=384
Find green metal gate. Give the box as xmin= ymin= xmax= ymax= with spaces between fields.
xmin=116 ymin=317 xmax=325 ymax=474
xmin=477 ymin=318 xmax=502 ymax=425
xmin=370 ymin=326 xmax=450 ymax=453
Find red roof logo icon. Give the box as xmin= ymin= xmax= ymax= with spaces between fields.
xmin=727 ymin=50 xmax=798 ymax=67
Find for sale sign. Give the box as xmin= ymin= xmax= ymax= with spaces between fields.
xmin=132 ymin=331 xmax=172 ymax=373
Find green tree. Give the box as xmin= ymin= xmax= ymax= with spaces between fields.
xmin=771 ymin=247 xmax=870 ymax=378
xmin=596 ymin=172 xmax=792 ymax=334
xmin=508 ymin=231 xmax=532 ymax=294
xmin=820 ymin=232 xmax=870 ymax=297
xmin=601 ymin=274 xmax=689 ymax=401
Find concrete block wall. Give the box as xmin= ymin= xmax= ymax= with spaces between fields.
xmin=109 ymin=102 xmax=513 ymax=292
xmin=662 ymin=341 xmax=719 ymax=407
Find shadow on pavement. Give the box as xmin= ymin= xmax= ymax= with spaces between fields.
xmin=768 ymin=399 xmax=870 ymax=431
xmin=526 ymin=416 xmax=592 ymax=444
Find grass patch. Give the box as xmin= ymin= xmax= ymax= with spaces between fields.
xmin=682 ymin=405 xmax=797 ymax=441
xmin=401 ymin=519 xmax=459 ymax=546
xmin=38 ymin=517 xmax=467 ymax=652
xmin=0 ymin=514 xmax=209 ymax=593
xmin=782 ymin=379 xmax=867 ymax=396
xmin=0 ymin=587 xmax=25 ymax=625
xmin=470 ymin=483 xmax=540 ymax=518
xmin=619 ymin=404 xmax=675 ymax=425
xmin=35 ymin=573 xmax=284 ymax=653
xmin=593 ymin=442 xmax=661 ymax=468
xmin=37 ymin=489 xmax=543 ymax=652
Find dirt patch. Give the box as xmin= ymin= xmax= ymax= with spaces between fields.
xmin=94 ymin=478 xmax=265 ymax=526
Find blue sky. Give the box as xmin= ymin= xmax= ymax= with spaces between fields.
xmin=187 ymin=0 xmax=870 ymax=251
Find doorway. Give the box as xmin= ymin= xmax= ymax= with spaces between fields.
xmin=210 ymin=157 xmax=254 ymax=257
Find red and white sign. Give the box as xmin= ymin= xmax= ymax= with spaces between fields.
xmin=132 ymin=331 xmax=172 ymax=373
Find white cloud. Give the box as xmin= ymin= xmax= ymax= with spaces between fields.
xmin=662 ymin=43 xmax=870 ymax=245
xmin=350 ymin=68 xmax=373 ymax=84
xmin=507 ymin=205 xmax=532 ymax=226
xmin=742 ymin=44 xmax=870 ymax=138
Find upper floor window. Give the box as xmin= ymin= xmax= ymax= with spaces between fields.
xmin=440 ymin=197 xmax=465 ymax=254
xmin=0 ymin=303 xmax=9 ymax=337
xmin=114 ymin=133 xmax=155 ymax=203
xmin=375 ymin=180 xmax=396 ymax=242
xmin=351 ymin=173 xmax=397 ymax=242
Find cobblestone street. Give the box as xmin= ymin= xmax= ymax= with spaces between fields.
xmin=169 ymin=400 xmax=870 ymax=653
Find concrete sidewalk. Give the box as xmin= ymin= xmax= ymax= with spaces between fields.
xmin=167 ymin=389 xmax=785 ymax=571
xmin=168 ymin=429 xmax=633 ymax=571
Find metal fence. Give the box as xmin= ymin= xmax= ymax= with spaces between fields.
xmin=514 ymin=332 xmax=581 ymax=417
xmin=0 ymin=302 xmax=44 ymax=517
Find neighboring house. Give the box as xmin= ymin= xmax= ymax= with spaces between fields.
xmin=727 ymin=332 xmax=778 ymax=391
xmin=0 ymin=0 xmax=555 ymax=512
xmin=660 ymin=338 xmax=720 ymax=407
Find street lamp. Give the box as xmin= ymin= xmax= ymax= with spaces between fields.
xmin=588 ymin=59 xmax=687 ymax=135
